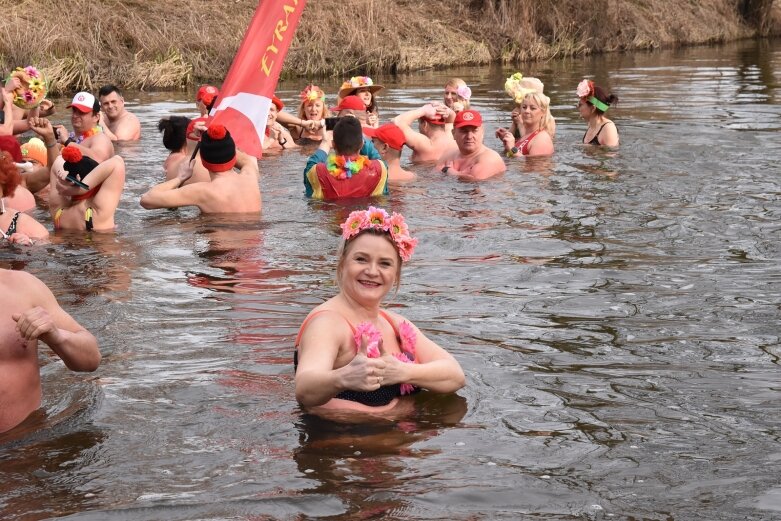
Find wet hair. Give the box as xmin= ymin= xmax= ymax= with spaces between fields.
xmin=336 ymin=228 xmax=402 ymax=293
xmin=0 ymin=151 xmax=22 ymax=198
xmin=589 ymin=85 xmax=619 ymax=115
xmin=158 ymin=116 xmax=191 ymax=152
xmin=98 ymin=84 xmax=123 ymax=98
xmin=333 ymin=117 xmax=364 ymax=155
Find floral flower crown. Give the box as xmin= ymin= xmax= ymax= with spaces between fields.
xmin=7 ymin=66 xmax=47 ymax=110
xmin=300 ymin=85 xmax=325 ymax=103
xmin=576 ymin=79 xmax=610 ymax=112
xmin=340 ymin=206 xmax=418 ymax=262
xmin=346 ymin=76 xmax=373 ymax=88
xmin=504 ymin=72 xmax=538 ymax=104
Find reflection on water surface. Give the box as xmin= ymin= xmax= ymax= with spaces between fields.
xmin=1 ymin=39 xmax=780 ymax=520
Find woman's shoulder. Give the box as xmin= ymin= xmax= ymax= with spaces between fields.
xmin=302 ymin=302 xmax=352 ymax=328
xmin=379 ymin=308 xmax=415 ymax=329
xmin=297 ymin=304 xmax=355 ymax=348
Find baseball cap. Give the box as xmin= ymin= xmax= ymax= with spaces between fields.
xmin=453 ymin=109 xmax=482 ymax=128
xmin=196 ymin=85 xmax=220 ymax=105
xmin=333 ymin=95 xmax=366 ymax=112
xmin=66 ymin=92 xmax=97 ymax=113
xmin=363 ymin=123 xmax=406 ymax=151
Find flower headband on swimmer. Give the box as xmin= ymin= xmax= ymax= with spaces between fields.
xmin=340 ymin=206 xmax=418 ymax=262
xmin=7 ymin=65 xmax=47 ymax=110
xmin=577 ymin=79 xmax=610 ymax=112
xmin=300 ymin=85 xmax=325 ymax=103
xmin=456 ymin=85 xmax=472 ymax=100
xmin=504 ymin=72 xmax=541 ymax=105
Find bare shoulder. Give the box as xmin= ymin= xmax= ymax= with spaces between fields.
xmin=480 ymin=146 xmax=504 ymax=162
xmin=0 ymin=269 xmax=50 ymax=304
xmin=382 ymin=308 xmax=412 ymax=326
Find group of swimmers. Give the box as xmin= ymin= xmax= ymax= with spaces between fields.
xmin=0 ymin=72 xmax=619 ymax=433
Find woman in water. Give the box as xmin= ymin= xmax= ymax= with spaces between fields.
xmin=294 ymin=207 xmax=465 ymax=417
xmin=0 ymin=150 xmax=48 ymax=244
xmin=576 ymin=79 xmax=619 ymax=146
xmin=263 ymin=96 xmax=298 ymax=152
xmin=288 ymin=85 xmax=330 ymax=144
xmin=338 ymin=76 xmax=383 ymax=128
xmin=496 ymin=91 xmax=554 ymax=157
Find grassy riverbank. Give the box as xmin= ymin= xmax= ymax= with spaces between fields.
xmin=2 ymin=0 xmax=779 ymax=93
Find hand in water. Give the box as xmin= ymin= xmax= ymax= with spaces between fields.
xmin=8 ymin=232 xmax=34 ymax=246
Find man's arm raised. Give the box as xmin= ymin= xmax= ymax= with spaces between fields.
xmin=140 ymin=158 xmax=203 ymax=210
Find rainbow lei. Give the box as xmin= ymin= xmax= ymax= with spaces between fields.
xmin=340 ymin=206 xmax=418 ymax=262
xmin=72 ymin=126 xmax=102 ymax=144
xmin=326 ymin=153 xmax=369 ymax=180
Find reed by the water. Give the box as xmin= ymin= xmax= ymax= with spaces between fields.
xmin=2 ymin=0 xmax=778 ymax=92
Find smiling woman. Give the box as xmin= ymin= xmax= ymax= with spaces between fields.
xmin=294 ymin=207 xmax=465 ymax=419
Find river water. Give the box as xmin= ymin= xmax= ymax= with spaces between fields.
xmin=1 ymin=39 xmax=780 ymax=520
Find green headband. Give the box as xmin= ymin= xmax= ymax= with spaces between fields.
xmin=588 ymin=96 xmax=609 ymax=112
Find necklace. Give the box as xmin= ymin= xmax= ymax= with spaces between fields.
xmin=73 ymin=126 xmax=102 ymax=144
xmin=326 ymin=153 xmax=369 ymax=180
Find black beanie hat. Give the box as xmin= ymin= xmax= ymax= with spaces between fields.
xmin=61 ymin=145 xmax=99 ymax=183
xmin=200 ymin=124 xmax=236 ymax=172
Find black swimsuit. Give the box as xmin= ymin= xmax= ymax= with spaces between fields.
xmin=583 ymin=122 xmax=611 ymax=145
xmin=294 ymin=310 xmax=420 ymax=407
xmin=4 ymin=211 xmax=20 ymax=237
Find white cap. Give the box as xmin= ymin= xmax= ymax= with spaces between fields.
xmin=66 ymin=92 xmax=96 ymax=113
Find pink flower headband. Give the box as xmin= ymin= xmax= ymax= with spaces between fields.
xmin=456 ymin=85 xmax=472 ymax=100
xmin=300 ymin=85 xmax=325 ymax=103
xmin=576 ymin=79 xmax=610 ymax=112
xmin=576 ymin=79 xmax=594 ymax=98
xmin=340 ymin=206 xmax=418 ymax=262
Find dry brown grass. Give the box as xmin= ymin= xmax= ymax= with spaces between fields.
xmin=1 ymin=0 xmax=779 ymax=93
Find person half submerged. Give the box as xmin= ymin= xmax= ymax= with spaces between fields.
xmin=303 ymin=117 xmax=388 ymax=200
xmin=140 ymin=123 xmax=261 ymax=214
xmin=295 ymin=207 xmax=465 ymax=418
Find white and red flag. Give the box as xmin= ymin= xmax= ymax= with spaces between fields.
xmin=210 ymin=0 xmax=307 ymax=158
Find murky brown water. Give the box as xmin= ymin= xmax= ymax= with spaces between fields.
xmin=1 ymin=39 xmax=780 ymax=520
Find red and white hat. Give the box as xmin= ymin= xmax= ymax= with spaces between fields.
xmin=66 ymin=92 xmax=96 ymax=113
xmin=453 ymin=109 xmax=483 ymax=128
